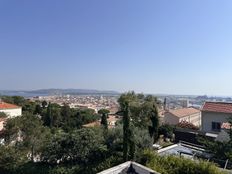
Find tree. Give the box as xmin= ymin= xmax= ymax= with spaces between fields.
xmin=1 ymin=96 xmax=26 ymax=106
xmin=144 ymin=95 xmax=157 ymax=103
xmin=69 ymin=108 xmax=100 ymax=129
xmin=22 ymin=101 xmax=36 ymax=114
xmin=34 ymin=104 xmax=42 ymax=115
xmin=122 ymin=102 xmax=135 ymax=161
xmin=198 ymin=117 xmax=232 ymax=161
xmin=3 ymin=113 xmax=50 ymax=161
xmin=228 ymin=117 xmax=232 ymax=140
xmin=118 ymin=92 xmax=159 ymax=161
xmin=158 ymin=124 xmax=174 ymax=139
xmin=141 ymin=149 xmax=223 ymax=174
xmin=148 ymin=105 xmax=159 ymax=142
xmin=42 ymin=101 xmax=47 ymax=109
xmin=98 ymin=109 xmax=110 ymax=129
xmin=2 ymin=116 xmax=21 ymax=144
xmin=20 ymin=114 xmax=50 ymax=161
xmin=41 ymin=128 xmax=107 ymax=165
xmin=42 ymin=102 xmax=52 ymax=127
xmin=164 ymin=97 xmax=167 ymax=110
xmin=60 ymin=104 xmax=72 ymax=130
xmin=101 ymin=114 xmax=108 ymax=129
xmin=0 ymin=112 xmax=7 ymax=118
xmin=50 ymin=104 xmax=62 ymax=128
xmin=0 ymin=145 xmax=28 ymax=173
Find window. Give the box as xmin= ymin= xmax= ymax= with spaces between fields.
xmin=212 ymin=122 xmax=221 ymax=131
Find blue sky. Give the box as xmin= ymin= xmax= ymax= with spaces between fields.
xmin=1 ymin=0 xmax=232 ymax=95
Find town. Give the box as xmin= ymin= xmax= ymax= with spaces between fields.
xmin=1 ymin=0 xmax=232 ymax=173
xmin=0 ymin=92 xmax=232 ymax=173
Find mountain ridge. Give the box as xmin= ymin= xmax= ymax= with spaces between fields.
xmin=0 ymin=89 xmax=120 ymax=96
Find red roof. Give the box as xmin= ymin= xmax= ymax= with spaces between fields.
xmin=0 ymin=102 xmax=20 ymax=109
xmin=202 ymin=102 xmax=232 ymax=114
xmin=168 ymin=108 xmax=200 ymax=118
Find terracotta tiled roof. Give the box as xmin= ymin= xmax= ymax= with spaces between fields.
xmin=202 ymin=102 xmax=232 ymax=114
xmin=168 ymin=108 xmax=200 ymax=118
xmin=0 ymin=102 xmax=20 ymax=109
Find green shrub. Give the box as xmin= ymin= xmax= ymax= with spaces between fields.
xmin=140 ymin=149 xmax=225 ymax=174
xmin=158 ymin=124 xmax=174 ymax=138
xmin=49 ymin=166 xmax=75 ymax=174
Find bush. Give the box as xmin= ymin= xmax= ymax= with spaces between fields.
xmin=158 ymin=124 xmax=174 ymax=138
xmin=140 ymin=149 xmax=225 ymax=174
xmin=0 ymin=112 xmax=7 ymax=118
xmin=176 ymin=120 xmax=199 ymax=130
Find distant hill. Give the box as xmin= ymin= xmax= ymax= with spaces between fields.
xmin=0 ymin=89 xmax=120 ymax=97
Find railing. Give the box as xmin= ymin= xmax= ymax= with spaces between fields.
xmin=179 ymin=141 xmax=232 ymax=171
xmin=179 ymin=140 xmax=205 ymax=150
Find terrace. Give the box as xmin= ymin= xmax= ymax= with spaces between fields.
xmin=157 ymin=141 xmax=232 ymax=172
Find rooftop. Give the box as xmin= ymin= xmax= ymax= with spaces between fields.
xmin=97 ymin=161 xmax=159 ymax=174
xmin=168 ymin=108 xmax=200 ymax=118
xmin=202 ymin=102 xmax=232 ymax=114
xmin=0 ymin=102 xmax=21 ymax=110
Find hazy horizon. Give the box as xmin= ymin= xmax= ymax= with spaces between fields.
xmin=1 ymin=1 xmax=232 ymax=96
xmin=0 ymin=88 xmax=231 ymax=97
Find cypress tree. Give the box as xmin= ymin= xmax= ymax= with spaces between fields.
xmin=101 ymin=113 xmax=108 ymax=129
xmin=149 ymin=104 xmax=159 ymax=143
xmin=44 ymin=102 xmax=52 ymax=127
xmin=123 ymin=102 xmax=130 ymax=161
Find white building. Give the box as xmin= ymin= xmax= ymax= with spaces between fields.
xmin=0 ymin=102 xmax=22 ymax=132
xmin=0 ymin=102 xmax=22 ymax=118
xmin=0 ymin=118 xmax=6 ymax=131
xmin=164 ymin=108 xmax=201 ymax=127
xmin=201 ymin=102 xmax=232 ymax=133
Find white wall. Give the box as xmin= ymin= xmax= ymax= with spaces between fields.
xmin=180 ymin=112 xmax=201 ymax=127
xmin=0 ymin=120 xmax=4 ymax=131
xmin=0 ymin=108 xmax=22 ymax=118
xmin=164 ymin=112 xmax=201 ymax=127
xmin=201 ymin=111 xmax=231 ymax=133
xmin=164 ymin=113 xmax=180 ymax=125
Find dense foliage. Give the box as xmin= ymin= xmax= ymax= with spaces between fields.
xmin=158 ymin=124 xmax=174 ymax=139
xmin=0 ymin=95 xmax=224 ymax=174
xmin=0 ymin=112 xmax=7 ymax=118
xmin=98 ymin=109 xmax=110 ymax=129
xmin=118 ymin=92 xmax=160 ymax=161
xmin=141 ymin=149 xmax=224 ymax=174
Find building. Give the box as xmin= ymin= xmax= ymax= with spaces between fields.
xmin=0 ymin=118 xmax=6 ymax=132
xmin=0 ymin=102 xmax=22 ymax=132
xmin=201 ymin=102 xmax=232 ymax=133
xmin=0 ymin=102 xmax=22 ymax=118
xmin=98 ymin=161 xmax=160 ymax=174
xmin=164 ymin=108 xmax=201 ymax=127
xmin=158 ymin=109 xmax=166 ymax=124
xmin=179 ymin=99 xmax=189 ymax=108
